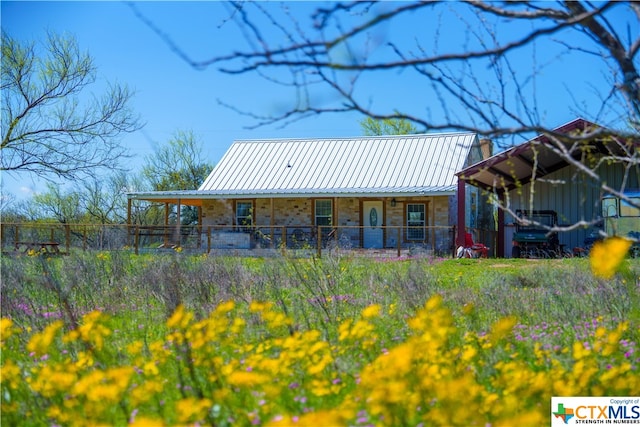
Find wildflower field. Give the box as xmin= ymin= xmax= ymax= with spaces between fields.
xmin=1 ymin=244 xmax=639 ymax=426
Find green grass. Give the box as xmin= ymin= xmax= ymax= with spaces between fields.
xmin=2 ymin=252 xmax=638 ymax=340
xmin=1 ymin=251 xmax=638 ymax=426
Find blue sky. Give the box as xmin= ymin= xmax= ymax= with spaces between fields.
xmin=1 ymin=1 xmax=636 ymax=202
xmin=1 ymin=1 xmax=366 ymax=200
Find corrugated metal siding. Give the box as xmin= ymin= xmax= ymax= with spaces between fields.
xmin=505 ymin=162 xmax=636 ymax=251
xmin=198 ymin=133 xmax=478 ymax=195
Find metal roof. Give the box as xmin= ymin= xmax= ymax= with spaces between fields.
xmin=197 ymin=133 xmax=478 ymax=197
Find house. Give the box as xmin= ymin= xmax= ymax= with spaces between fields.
xmin=127 ymin=132 xmax=494 ymax=254
xmin=456 ymin=118 xmax=639 ymax=257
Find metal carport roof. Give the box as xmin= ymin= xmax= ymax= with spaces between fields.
xmin=456 ymin=118 xmax=637 ymax=193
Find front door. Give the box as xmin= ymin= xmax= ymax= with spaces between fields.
xmin=363 ymin=201 xmax=384 ymax=249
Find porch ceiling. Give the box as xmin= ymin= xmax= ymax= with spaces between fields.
xmin=457 ymin=142 xmax=574 ymax=192
xmin=131 ymin=197 xmax=204 ymax=207
xmin=127 ymin=186 xmax=457 ymax=204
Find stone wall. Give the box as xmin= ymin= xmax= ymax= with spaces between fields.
xmin=202 ymin=197 xmax=453 ymax=228
xmin=200 ymin=196 xmax=454 ymax=252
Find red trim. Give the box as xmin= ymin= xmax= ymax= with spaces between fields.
xmin=497 ymin=192 xmax=505 ymax=257
xmin=457 ymin=178 xmax=466 ymax=247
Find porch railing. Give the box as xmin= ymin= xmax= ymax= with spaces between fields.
xmin=1 ymin=223 xmax=465 ymax=258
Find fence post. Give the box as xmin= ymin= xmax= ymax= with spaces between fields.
xmin=317 ymin=226 xmax=322 ymax=258
xmin=65 ymin=224 xmax=70 ymax=254
xmin=134 ymin=226 xmax=139 ymax=255
xmin=163 ymin=225 xmax=169 ymax=248
xmin=207 ymin=227 xmax=211 ymax=253
xmin=281 ymin=226 xmax=286 ymax=256
xmin=431 ymin=226 xmax=436 ymax=253
xmin=451 ymin=226 xmax=456 ymax=258
xmin=397 ymin=227 xmax=401 ymax=257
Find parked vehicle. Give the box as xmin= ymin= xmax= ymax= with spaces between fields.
xmin=511 ymin=210 xmax=568 ymax=258
xmin=602 ymin=191 xmax=640 ymax=258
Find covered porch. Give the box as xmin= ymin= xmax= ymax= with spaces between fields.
xmin=126 ymin=191 xmax=458 ymax=257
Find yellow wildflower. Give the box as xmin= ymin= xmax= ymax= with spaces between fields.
xmin=149 ymin=340 xmax=171 ymax=363
xmin=307 ymin=351 xmax=332 ymax=375
xmin=572 ymin=341 xmax=591 ymax=360
xmin=338 ymin=319 xmax=353 ymax=341
xmin=460 ymin=344 xmax=477 ymax=362
xmin=1 ymin=318 xmax=17 ymax=345
xmin=26 ymin=320 xmax=63 ymax=356
xmin=143 ymin=361 xmax=159 ymax=376
xmin=72 ymin=311 xmax=111 ymax=350
xmin=215 ymin=300 xmax=235 ymax=314
xmin=230 ymin=316 xmax=246 ymax=334
xmin=280 ymin=409 xmax=348 ymax=427
xmin=106 ymin=366 xmax=134 ymax=390
xmin=88 ymin=383 xmax=121 ymax=402
xmin=28 ymin=364 xmax=77 ymax=398
xmin=167 ymin=305 xmax=193 ymax=329
xmin=75 ymin=351 xmax=95 ymax=370
xmin=176 ymin=397 xmax=212 ymax=424
xmin=249 ymin=301 xmax=272 ymax=312
xmin=262 ymin=309 xmax=292 ymax=329
xmin=590 ymin=236 xmax=632 ymax=279
xmin=126 ymin=340 xmax=144 ymax=356
xmin=310 ymin=378 xmax=332 ymax=397
xmin=227 ymin=370 xmax=270 ymax=387
xmin=388 ymin=303 xmax=397 ymax=315
xmin=130 ymin=417 xmax=164 ymax=427
xmin=489 ymin=316 xmax=517 ymax=344
xmin=46 ymin=405 xmax=73 ymax=424
xmin=362 ymin=304 xmax=382 ymax=319
xmin=1 ymin=360 xmax=22 ymax=389
xmin=130 ymin=380 xmax=164 ymax=406
xmin=73 ymin=370 xmax=103 ymax=397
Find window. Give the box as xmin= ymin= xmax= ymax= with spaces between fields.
xmin=620 ymin=197 xmax=640 ymax=217
xmin=235 ymin=201 xmax=253 ymax=231
xmin=315 ymin=199 xmax=333 ymax=227
xmin=407 ymin=203 xmax=425 ymax=240
xmin=602 ymin=197 xmax=618 ymax=218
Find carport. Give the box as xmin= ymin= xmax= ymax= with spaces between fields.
xmin=455 ymin=118 xmax=637 ymax=257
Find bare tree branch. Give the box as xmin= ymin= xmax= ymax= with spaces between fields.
xmin=1 ymin=31 xmax=142 ymax=181
xmin=131 ymin=1 xmax=639 ymax=233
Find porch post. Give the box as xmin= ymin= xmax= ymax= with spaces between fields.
xmin=456 ymin=178 xmax=466 ymax=247
xmin=334 ymin=197 xmax=339 ymax=245
xmin=497 ymin=191 xmax=505 ymax=257
xmin=164 ymin=203 xmax=170 ymax=247
xmin=198 ymin=205 xmax=203 ymax=249
xmin=127 ymin=198 xmax=132 ymax=245
xmin=127 ymin=198 xmax=132 ymax=225
xmin=270 ymin=198 xmax=275 ymax=247
xmin=176 ymin=198 xmax=182 ymax=246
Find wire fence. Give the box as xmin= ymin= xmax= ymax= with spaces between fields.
xmin=1 ymin=223 xmax=469 ymax=258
